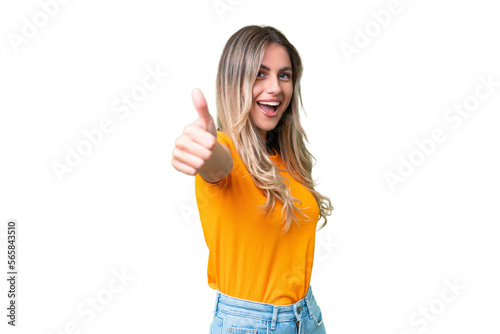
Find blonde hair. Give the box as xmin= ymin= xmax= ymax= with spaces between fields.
xmin=215 ymin=25 xmax=333 ymax=232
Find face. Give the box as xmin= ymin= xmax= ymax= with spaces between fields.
xmin=250 ymin=43 xmax=293 ymax=142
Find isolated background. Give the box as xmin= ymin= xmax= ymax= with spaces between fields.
xmin=1 ymin=0 xmax=499 ymax=333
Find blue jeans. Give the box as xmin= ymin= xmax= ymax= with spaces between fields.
xmin=209 ymin=286 xmax=326 ymax=333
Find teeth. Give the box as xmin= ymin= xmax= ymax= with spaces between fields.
xmin=258 ymin=101 xmax=280 ymax=106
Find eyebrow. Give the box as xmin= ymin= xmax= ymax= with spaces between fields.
xmin=260 ymin=64 xmax=293 ymax=72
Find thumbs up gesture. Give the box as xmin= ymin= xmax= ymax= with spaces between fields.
xmin=192 ymin=88 xmax=217 ymax=138
xmin=171 ymin=88 xmax=221 ymax=177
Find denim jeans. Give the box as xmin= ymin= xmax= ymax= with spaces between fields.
xmin=209 ymin=286 xmax=326 ymax=333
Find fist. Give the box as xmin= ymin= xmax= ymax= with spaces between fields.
xmin=171 ymin=88 xmax=218 ymax=176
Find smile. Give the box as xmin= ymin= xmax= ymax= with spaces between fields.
xmin=257 ymin=101 xmax=280 ymax=117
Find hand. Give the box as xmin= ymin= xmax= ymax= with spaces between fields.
xmin=171 ymin=88 xmax=218 ymax=176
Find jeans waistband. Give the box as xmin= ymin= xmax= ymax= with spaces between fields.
xmin=213 ymin=286 xmax=317 ymax=330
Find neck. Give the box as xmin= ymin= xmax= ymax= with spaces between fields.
xmin=258 ymin=130 xmax=274 ymax=155
xmin=258 ymin=129 xmax=267 ymax=143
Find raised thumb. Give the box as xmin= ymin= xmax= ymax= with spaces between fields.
xmin=192 ymin=88 xmax=212 ymax=128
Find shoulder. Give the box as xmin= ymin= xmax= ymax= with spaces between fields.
xmin=216 ymin=130 xmax=232 ymax=147
xmin=215 ymin=130 xmax=237 ymax=159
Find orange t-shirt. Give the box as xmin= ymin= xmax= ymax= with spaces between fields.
xmin=195 ymin=131 xmax=320 ymax=305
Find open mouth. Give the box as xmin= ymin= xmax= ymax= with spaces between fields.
xmin=257 ymin=101 xmax=280 ymax=116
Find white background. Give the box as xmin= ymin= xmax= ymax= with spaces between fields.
xmin=1 ymin=0 xmax=499 ymax=333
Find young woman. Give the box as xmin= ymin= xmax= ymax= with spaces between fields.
xmin=172 ymin=25 xmax=333 ymax=334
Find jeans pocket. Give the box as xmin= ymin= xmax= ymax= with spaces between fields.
xmin=311 ymin=307 xmax=323 ymax=327
xmin=210 ymin=312 xmax=224 ymax=334
xmin=308 ymin=297 xmax=324 ymax=327
xmin=214 ymin=313 xmax=223 ymax=325
xmin=228 ymin=327 xmax=257 ymax=333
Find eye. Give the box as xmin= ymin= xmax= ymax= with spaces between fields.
xmin=279 ymin=73 xmax=292 ymax=80
xmin=257 ymin=71 xmax=266 ymax=78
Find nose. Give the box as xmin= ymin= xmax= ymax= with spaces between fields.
xmin=265 ymin=74 xmax=282 ymax=95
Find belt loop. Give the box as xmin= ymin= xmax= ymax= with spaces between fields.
xmin=270 ymin=305 xmax=279 ymax=330
xmin=213 ymin=290 xmax=219 ymax=314
xmin=304 ymin=294 xmax=313 ymax=319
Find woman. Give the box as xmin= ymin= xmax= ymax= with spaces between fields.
xmin=172 ymin=25 xmax=333 ymax=333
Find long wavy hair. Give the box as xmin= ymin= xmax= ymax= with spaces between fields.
xmin=215 ymin=25 xmax=333 ymax=232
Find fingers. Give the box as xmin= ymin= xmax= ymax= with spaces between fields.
xmin=192 ymin=88 xmax=212 ymax=129
xmin=171 ymin=158 xmax=197 ymax=176
xmin=171 ymin=145 xmax=210 ymax=174
xmin=172 ymin=88 xmax=218 ymax=176
xmin=175 ymin=134 xmax=214 ymax=162
xmin=171 ymin=125 xmax=217 ymax=175
xmin=183 ymin=122 xmax=216 ymax=150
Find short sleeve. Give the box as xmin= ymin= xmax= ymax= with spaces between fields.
xmin=215 ymin=130 xmax=231 ymax=150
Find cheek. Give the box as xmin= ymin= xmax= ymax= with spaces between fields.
xmin=286 ymin=86 xmax=294 ymax=104
xmin=252 ymin=83 xmax=262 ymax=101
